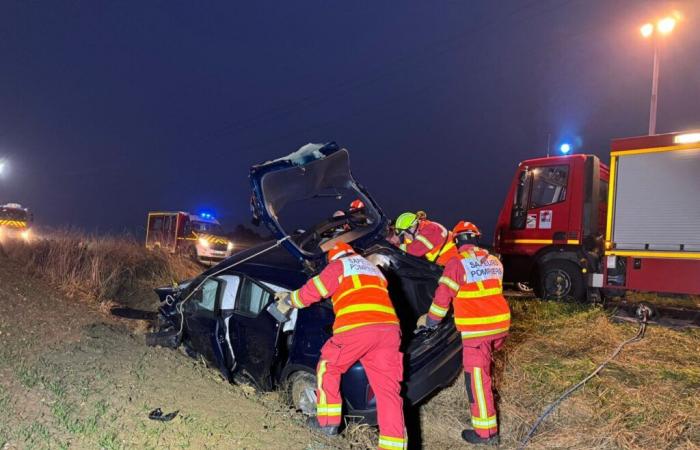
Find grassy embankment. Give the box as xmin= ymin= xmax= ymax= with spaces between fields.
xmin=0 ymin=233 xmax=698 ymax=449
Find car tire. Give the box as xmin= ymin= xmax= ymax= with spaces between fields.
xmin=536 ymin=259 xmax=585 ymax=302
xmin=287 ymin=371 xmax=317 ymax=416
xmin=516 ymin=282 xmax=534 ymax=293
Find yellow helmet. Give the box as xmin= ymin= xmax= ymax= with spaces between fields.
xmin=395 ymin=212 xmax=418 ymax=231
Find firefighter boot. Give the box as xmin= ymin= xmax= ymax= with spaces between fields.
xmin=306 ymin=416 xmax=339 ymax=437
xmin=461 ymin=429 xmax=499 ymax=446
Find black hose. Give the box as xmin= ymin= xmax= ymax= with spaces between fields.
xmin=517 ymin=308 xmax=649 ymax=449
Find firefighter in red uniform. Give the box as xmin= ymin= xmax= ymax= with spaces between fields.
xmin=393 ymin=211 xmax=458 ymax=265
xmin=275 ymin=242 xmax=407 ymax=450
xmin=417 ymin=221 xmax=510 ymax=445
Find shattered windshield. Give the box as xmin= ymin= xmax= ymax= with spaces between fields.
xmin=260 ymin=149 xmax=382 ymax=256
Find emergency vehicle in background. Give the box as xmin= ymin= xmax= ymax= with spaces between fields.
xmin=494 ymin=130 xmax=700 ymax=302
xmin=0 ymin=203 xmax=33 ymax=241
xmin=145 ymin=211 xmax=234 ymax=265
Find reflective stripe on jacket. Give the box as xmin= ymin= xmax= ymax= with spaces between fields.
xmin=434 ymin=232 xmax=459 ymax=266
xmin=401 ymin=220 xmax=450 ymax=263
xmin=427 ymin=246 xmax=510 ymax=340
xmin=290 ymin=254 xmax=399 ymax=334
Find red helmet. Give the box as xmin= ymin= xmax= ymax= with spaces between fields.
xmin=452 ymin=221 xmax=481 ymax=237
xmin=349 ymin=199 xmax=365 ymax=210
xmin=327 ymin=242 xmax=355 ymax=261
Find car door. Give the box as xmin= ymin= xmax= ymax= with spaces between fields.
xmin=183 ymin=278 xmax=223 ymax=364
xmin=229 ymin=276 xmax=282 ymax=390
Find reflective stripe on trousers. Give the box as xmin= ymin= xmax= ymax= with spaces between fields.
xmin=462 ymin=336 xmax=506 ymax=438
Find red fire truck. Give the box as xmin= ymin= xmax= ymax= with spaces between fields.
xmin=494 ymin=130 xmax=700 ymax=302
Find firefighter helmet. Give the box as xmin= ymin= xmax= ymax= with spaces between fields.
xmin=395 ymin=212 xmax=418 ymax=231
xmin=327 ymin=242 xmax=355 ymax=262
xmin=349 ymin=199 xmax=365 ymax=210
xmin=452 ymin=221 xmax=481 ymax=247
xmin=452 ymin=221 xmax=481 ymax=237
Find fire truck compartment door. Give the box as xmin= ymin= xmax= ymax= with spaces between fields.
xmin=612 ymin=147 xmax=700 ymax=251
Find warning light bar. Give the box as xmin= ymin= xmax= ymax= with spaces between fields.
xmin=674 ymin=133 xmax=700 ymax=144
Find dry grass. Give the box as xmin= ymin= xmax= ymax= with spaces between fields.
xmin=420 ymin=299 xmax=700 ymax=449
xmin=0 ymin=229 xmax=200 ymax=309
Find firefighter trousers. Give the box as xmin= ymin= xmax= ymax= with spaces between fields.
xmin=462 ymin=336 xmax=507 ymax=438
xmin=316 ymin=324 xmax=406 ymax=449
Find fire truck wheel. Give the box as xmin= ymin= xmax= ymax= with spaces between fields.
xmin=536 ymin=259 xmax=585 ymax=302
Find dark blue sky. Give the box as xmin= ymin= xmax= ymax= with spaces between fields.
xmin=1 ymin=1 xmax=699 ymax=238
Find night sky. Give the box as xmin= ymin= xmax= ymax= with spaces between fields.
xmin=1 ymin=1 xmax=699 ymax=239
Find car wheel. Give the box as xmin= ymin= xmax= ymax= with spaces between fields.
xmin=536 ymin=260 xmax=585 ymax=302
xmin=287 ymin=371 xmax=317 ymax=416
xmin=516 ymin=282 xmax=534 ymax=293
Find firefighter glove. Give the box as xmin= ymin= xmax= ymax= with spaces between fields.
xmin=416 ymin=313 xmax=439 ymax=330
xmin=274 ymin=291 xmax=292 ymax=314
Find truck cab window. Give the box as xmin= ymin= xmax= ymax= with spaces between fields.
xmin=150 ymin=217 xmax=163 ymax=231
xmin=529 ymin=165 xmax=569 ymax=208
xmin=235 ymin=279 xmax=272 ymax=316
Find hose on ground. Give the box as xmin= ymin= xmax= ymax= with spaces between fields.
xmin=517 ymin=306 xmax=649 ymax=449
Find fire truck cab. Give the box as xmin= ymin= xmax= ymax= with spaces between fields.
xmin=146 ymin=211 xmax=235 ymax=266
xmin=0 ymin=203 xmax=33 ymax=242
xmin=494 ymin=154 xmax=609 ymax=301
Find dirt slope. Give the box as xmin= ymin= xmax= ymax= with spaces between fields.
xmin=0 ymin=260 xmax=339 ymax=449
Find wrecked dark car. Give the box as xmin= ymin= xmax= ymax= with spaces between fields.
xmin=151 ymin=143 xmax=462 ymax=424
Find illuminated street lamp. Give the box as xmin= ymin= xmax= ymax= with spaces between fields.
xmin=640 ymin=15 xmax=678 ymax=135
xmin=0 ymin=159 xmax=6 ymax=177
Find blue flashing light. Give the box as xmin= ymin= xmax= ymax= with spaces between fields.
xmin=199 ymin=212 xmax=215 ymax=220
xmin=560 ymin=143 xmax=572 ymax=154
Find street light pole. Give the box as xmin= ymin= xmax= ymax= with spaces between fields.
xmin=648 ymin=40 xmax=660 ymax=135
xmin=640 ymin=15 xmax=677 ymax=136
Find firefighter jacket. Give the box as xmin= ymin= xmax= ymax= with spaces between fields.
xmin=289 ymin=254 xmax=399 ymax=334
xmin=427 ymin=245 xmax=511 ymax=340
xmin=399 ymin=219 xmax=456 ymax=265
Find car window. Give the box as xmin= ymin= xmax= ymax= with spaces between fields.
xmin=218 ymin=275 xmax=241 ymax=310
xmin=191 ymin=279 xmax=219 ymax=312
xmin=236 ymin=278 xmax=272 ymax=316
xmin=529 ymin=165 xmax=569 ymax=209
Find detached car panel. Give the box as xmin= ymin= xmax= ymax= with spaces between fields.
xmin=154 ymin=143 xmax=462 ymax=424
